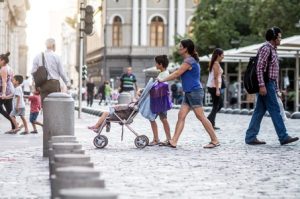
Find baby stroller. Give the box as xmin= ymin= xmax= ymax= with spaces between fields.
xmin=93 ymin=79 xmax=155 ymax=149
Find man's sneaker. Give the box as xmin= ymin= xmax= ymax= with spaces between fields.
xmin=280 ymin=136 xmax=299 ymax=145
xmin=247 ymin=138 xmax=266 ymax=145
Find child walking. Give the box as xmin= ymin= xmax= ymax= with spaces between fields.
xmin=25 ymin=88 xmax=43 ymax=133
xmin=9 ymin=75 xmax=29 ymax=134
xmin=104 ymin=81 xmax=112 ymax=105
xmin=148 ymin=55 xmax=172 ymax=146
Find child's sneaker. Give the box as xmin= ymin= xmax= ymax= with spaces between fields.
xmin=30 ymin=130 xmax=38 ymax=134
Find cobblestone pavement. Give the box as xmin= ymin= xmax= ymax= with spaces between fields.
xmin=1 ymin=102 xmax=299 ymax=199
xmin=0 ymin=111 xmax=50 ymax=198
xmin=76 ymin=106 xmax=300 ymax=199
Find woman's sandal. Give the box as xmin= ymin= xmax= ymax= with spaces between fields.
xmin=148 ymin=140 xmax=160 ymax=146
xmin=5 ymin=128 xmax=21 ymax=134
xmin=159 ymin=140 xmax=176 ymax=148
xmin=203 ymin=142 xmax=220 ymax=149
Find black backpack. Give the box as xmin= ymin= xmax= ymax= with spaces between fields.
xmin=243 ymin=46 xmax=272 ymax=94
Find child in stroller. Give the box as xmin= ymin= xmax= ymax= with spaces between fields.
xmin=88 ymin=89 xmax=150 ymax=149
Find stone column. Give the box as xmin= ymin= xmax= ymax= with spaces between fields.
xmin=168 ymin=0 xmax=175 ymax=46
xmin=176 ymin=0 xmax=186 ymax=36
xmin=43 ymin=92 xmax=75 ymax=157
xmin=140 ymin=0 xmax=147 ymax=46
xmin=0 ymin=2 xmax=6 ymax=53
xmin=132 ymin=0 xmax=139 ymax=46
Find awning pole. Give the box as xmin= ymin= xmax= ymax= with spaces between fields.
xmin=295 ymin=51 xmax=299 ymax=112
xmin=238 ymin=60 xmax=242 ymax=109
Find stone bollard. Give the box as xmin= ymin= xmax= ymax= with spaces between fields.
xmin=51 ymin=154 xmax=93 ymax=176
xmin=49 ymin=136 xmax=78 ymax=148
xmin=117 ymin=92 xmax=132 ymax=104
xmin=43 ymin=92 xmax=74 ymax=157
xmin=59 ymin=188 xmax=118 ymax=199
xmin=51 ymin=166 xmax=105 ymax=198
xmin=49 ymin=143 xmax=84 ymax=172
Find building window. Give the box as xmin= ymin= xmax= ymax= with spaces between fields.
xmin=150 ymin=16 xmax=164 ymax=47
xmin=112 ymin=16 xmax=122 ymax=47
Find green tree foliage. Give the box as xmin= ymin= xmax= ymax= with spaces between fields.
xmin=250 ymin=0 xmax=300 ymax=37
xmin=190 ymin=0 xmax=300 ymax=56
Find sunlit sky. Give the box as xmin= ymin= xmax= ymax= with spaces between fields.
xmin=26 ymin=0 xmax=76 ymax=74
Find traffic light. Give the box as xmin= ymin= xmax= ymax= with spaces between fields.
xmin=82 ymin=65 xmax=87 ymax=80
xmin=84 ymin=5 xmax=94 ymax=35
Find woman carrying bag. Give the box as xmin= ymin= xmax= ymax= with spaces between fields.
xmin=206 ymin=48 xmax=224 ymax=130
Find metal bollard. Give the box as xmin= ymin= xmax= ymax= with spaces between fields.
xmin=43 ymin=93 xmax=74 ymax=157
xmin=51 ymin=166 xmax=105 ymax=198
xmin=59 ymin=188 xmax=118 ymax=199
xmin=117 ymin=92 xmax=132 ymax=104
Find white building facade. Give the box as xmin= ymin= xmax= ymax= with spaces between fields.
xmin=86 ymin=0 xmax=199 ymax=87
xmin=0 ymin=0 xmax=30 ymax=76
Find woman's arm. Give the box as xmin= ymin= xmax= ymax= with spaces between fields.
xmin=213 ymin=63 xmax=221 ymax=96
xmin=1 ymin=68 xmax=8 ymax=97
xmin=159 ymin=63 xmax=191 ymax=82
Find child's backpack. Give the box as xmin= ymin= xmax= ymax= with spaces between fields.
xmin=243 ymin=46 xmax=272 ymax=94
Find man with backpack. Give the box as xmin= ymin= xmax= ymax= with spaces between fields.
xmin=245 ymin=27 xmax=298 ymax=146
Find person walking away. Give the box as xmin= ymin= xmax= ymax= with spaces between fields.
xmin=170 ymin=81 xmax=178 ymax=104
xmin=8 ymin=75 xmax=29 ymax=135
xmin=104 ymin=81 xmax=112 ymax=105
xmin=31 ymin=38 xmax=69 ymax=104
xmin=24 ymin=88 xmax=43 ymax=134
xmin=148 ymin=55 xmax=172 ymax=146
xmin=245 ymin=27 xmax=298 ymax=145
xmin=22 ymin=76 xmax=31 ymax=104
xmin=0 ymin=52 xmax=18 ymax=133
xmin=98 ymin=82 xmax=105 ymax=105
xmin=158 ymin=39 xmax=219 ymax=148
xmin=206 ymin=48 xmax=224 ymax=130
xmin=119 ymin=67 xmax=138 ymax=100
xmin=86 ymin=78 xmax=95 ymax=107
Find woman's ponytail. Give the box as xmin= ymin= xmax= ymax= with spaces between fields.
xmin=0 ymin=51 xmax=10 ymax=64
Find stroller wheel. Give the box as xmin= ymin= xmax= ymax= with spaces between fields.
xmin=93 ymin=135 xmax=108 ymax=149
xmin=134 ymin=135 xmax=149 ymax=149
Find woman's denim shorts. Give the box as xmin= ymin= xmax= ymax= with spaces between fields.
xmin=182 ymin=88 xmax=204 ymax=108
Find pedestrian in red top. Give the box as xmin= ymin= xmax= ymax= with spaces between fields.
xmin=25 ymin=88 xmax=43 ymax=134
